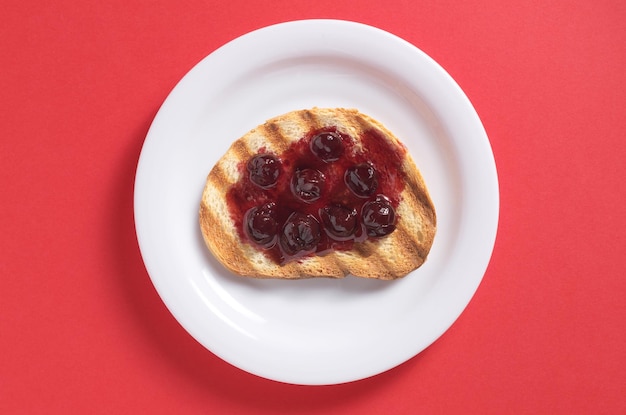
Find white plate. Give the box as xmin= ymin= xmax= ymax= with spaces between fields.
xmin=134 ymin=19 xmax=498 ymax=385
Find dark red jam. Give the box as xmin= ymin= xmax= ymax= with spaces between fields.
xmin=226 ymin=127 xmax=407 ymax=264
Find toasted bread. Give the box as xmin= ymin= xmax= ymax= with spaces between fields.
xmin=199 ymin=108 xmax=436 ymax=280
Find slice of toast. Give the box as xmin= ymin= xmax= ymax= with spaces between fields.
xmin=199 ymin=108 xmax=436 ymax=280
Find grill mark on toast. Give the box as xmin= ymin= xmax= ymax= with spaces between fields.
xmin=299 ymin=256 xmax=345 ymax=278
xmin=322 ymin=255 xmax=345 ymax=277
xmin=334 ymin=245 xmax=388 ymax=279
xmin=207 ymin=164 xmax=231 ymax=188
xmin=351 ymin=229 xmax=424 ymax=279
xmin=402 ymin=163 xmax=437 ymax=225
xmin=231 ymin=139 xmax=251 ymax=160
xmin=352 ymin=242 xmax=397 ymax=278
xmin=261 ymin=121 xmax=290 ymax=153
xmin=370 ymin=252 xmax=397 ymax=279
xmin=200 ymin=201 xmax=249 ymax=275
xmin=353 ymin=241 xmax=376 ymax=258
xmin=299 ymin=109 xmax=318 ymax=126
xmin=395 ymin=222 xmax=429 ymax=265
xmin=395 ymin=191 xmax=435 ymax=263
xmin=357 ymin=247 xmax=400 ymax=279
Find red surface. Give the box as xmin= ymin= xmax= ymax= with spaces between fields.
xmin=2 ymin=1 xmax=625 ymax=413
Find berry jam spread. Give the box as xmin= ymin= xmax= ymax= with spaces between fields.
xmin=226 ymin=127 xmax=407 ymax=264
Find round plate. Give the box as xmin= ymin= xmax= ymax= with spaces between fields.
xmin=134 ymin=19 xmax=498 ymax=385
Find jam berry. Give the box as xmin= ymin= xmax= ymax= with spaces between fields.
xmin=247 ymin=154 xmax=280 ymax=188
xmin=345 ymin=162 xmax=378 ymax=197
xmin=310 ymin=131 xmax=344 ymax=162
xmin=244 ymin=203 xmax=279 ymax=248
xmin=280 ymin=212 xmax=321 ymax=256
xmin=320 ymin=205 xmax=358 ymax=241
xmin=362 ymin=195 xmax=396 ymax=237
xmin=291 ymin=168 xmax=325 ymax=203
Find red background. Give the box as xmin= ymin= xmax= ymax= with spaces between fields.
xmin=2 ymin=1 xmax=625 ymax=413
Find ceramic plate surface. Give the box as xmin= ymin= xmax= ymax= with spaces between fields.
xmin=134 ymin=19 xmax=498 ymax=385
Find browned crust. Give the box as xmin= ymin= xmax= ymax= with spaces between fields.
xmin=199 ymin=108 xmax=436 ymax=280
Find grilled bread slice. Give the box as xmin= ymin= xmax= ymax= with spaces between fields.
xmin=199 ymin=108 xmax=436 ymax=280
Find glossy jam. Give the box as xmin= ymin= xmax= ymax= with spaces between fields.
xmin=320 ymin=204 xmax=358 ymax=241
xmin=247 ymin=154 xmax=280 ymax=188
xmin=226 ymin=127 xmax=407 ymax=264
xmin=291 ymin=168 xmax=325 ymax=203
xmin=362 ymin=195 xmax=396 ymax=237
xmin=345 ymin=162 xmax=378 ymax=197
xmin=244 ymin=202 xmax=279 ymax=248
xmin=310 ymin=131 xmax=344 ymax=162
xmin=280 ymin=212 xmax=321 ymax=256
